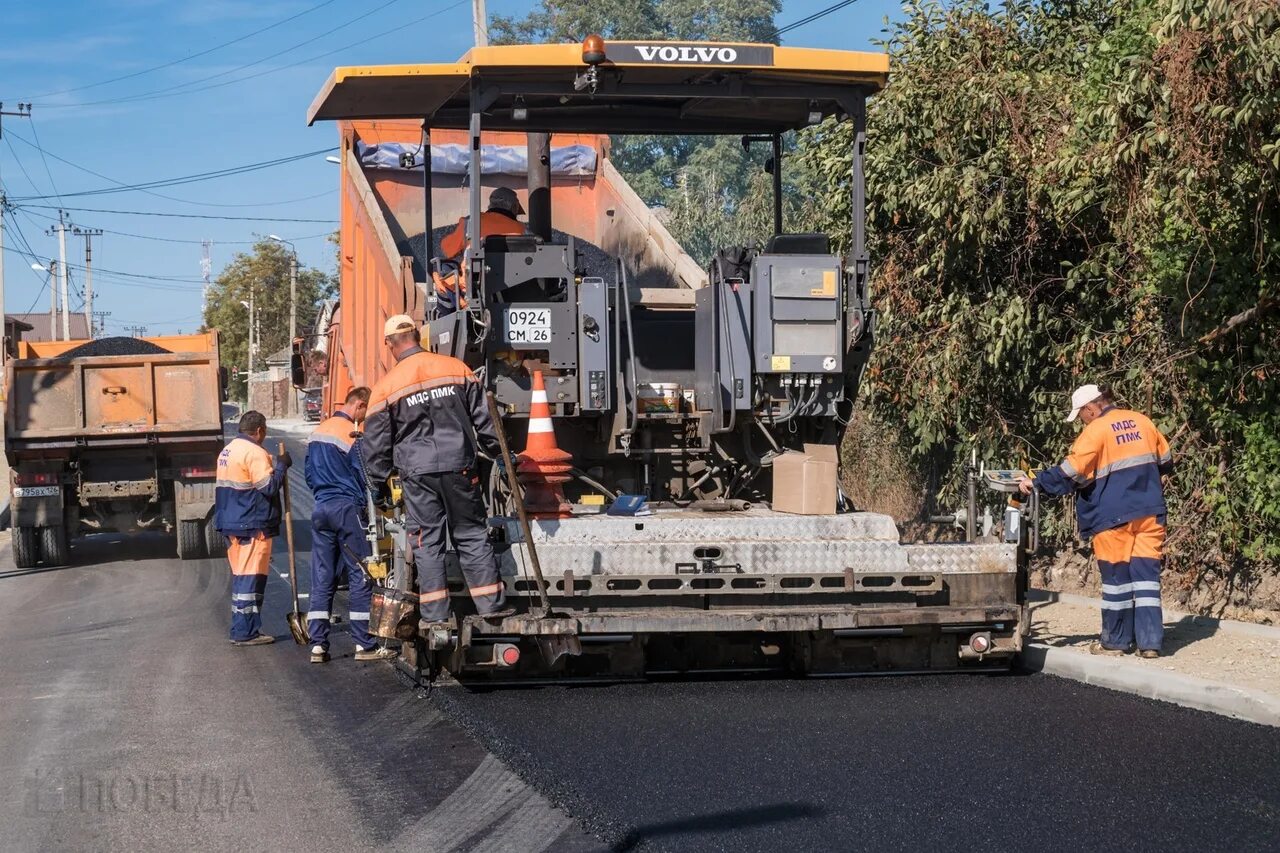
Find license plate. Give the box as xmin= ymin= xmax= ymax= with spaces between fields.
xmin=14 ymin=486 xmax=59 ymax=498
xmin=505 ymin=308 xmax=552 ymax=344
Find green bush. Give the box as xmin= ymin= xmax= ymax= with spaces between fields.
xmin=797 ymin=0 xmax=1280 ymax=598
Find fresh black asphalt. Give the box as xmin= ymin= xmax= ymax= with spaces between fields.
xmin=437 ymin=674 xmax=1280 ymax=851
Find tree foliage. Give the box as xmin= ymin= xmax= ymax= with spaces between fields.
xmin=797 ymin=0 xmax=1280 ymax=597
xmin=202 ymin=240 xmax=335 ymax=401
xmin=491 ymin=0 xmax=782 ymax=262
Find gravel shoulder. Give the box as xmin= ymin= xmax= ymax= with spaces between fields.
xmin=1030 ymin=595 xmax=1280 ymax=699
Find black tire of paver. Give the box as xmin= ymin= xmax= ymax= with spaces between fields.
xmin=177 ymin=520 xmax=204 ymax=560
xmin=39 ymin=525 xmax=69 ymax=567
xmin=12 ymin=526 xmax=39 ymax=569
xmin=203 ymin=519 xmax=227 ymax=558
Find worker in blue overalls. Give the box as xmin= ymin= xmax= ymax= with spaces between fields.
xmin=303 ymin=386 xmax=395 ymax=664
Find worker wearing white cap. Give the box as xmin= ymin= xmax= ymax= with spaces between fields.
xmin=361 ymin=315 xmax=510 ymax=627
xmin=434 ymin=187 xmax=528 ymax=312
xmin=1019 ymin=384 xmax=1174 ymax=657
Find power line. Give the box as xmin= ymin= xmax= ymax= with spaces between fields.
xmin=18 ymin=211 xmax=333 ymax=244
xmin=16 ymin=204 xmax=336 ymax=224
xmin=35 ymin=1 xmax=470 ymax=109
xmin=25 ymin=118 xmax=64 ymax=207
xmin=6 ymin=137 xmax=337 ymax=201
xmin=40 ymin=0 xmax=408 ymax=108
xmin=15 ymin=0 xmax=343 ymax=99
xmin=777 ymin=0 xmax=861 ymax=36
xmin=8 ymin=125 xmax=332 ymax=209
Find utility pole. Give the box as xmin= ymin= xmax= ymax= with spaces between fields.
xmin=472 ymin=0 xmax=488 ymax=46
xmin=92 ymin=311 xmax=110 ymax=338
xmin=0 ymin=197 xmax=7 ymax=363
xmin=269 ymin=236 xmax=299 ymax=414
xmin=201 ymin=240 xmax=212 ymax=316
xmin=47 ymin=212 xmax=71 ymax=340
xmin=73 ymin=226 xmax=102 ymax=339
xmin=125 ymin=324 xmax=147 ymax=338
xmin=47 ymin=261 xmax=58 ymax=337
xmin=0 ymin=103 xmax=33 ymax=359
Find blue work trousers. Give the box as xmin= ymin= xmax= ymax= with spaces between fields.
xmin=307 ymin=500 xmax=374 ymax=650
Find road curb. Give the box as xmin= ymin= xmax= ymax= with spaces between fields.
xmin=1021 ymin=643 xmax=1280 ymax=728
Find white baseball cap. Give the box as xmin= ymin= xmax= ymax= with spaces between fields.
xmin=1066 ymin=384 xmax=1102 ymax=422
xmin=382 ymin=314 xmax=417 ymax=337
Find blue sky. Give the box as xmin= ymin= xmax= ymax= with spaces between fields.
xmin=0 ymin=0 xmax=903 ymax=337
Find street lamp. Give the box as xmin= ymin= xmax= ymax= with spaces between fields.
xmin=269 ymin=235 xmax=299 ymax=415
xmin=239 ymin=294 xmax=256 ymax=382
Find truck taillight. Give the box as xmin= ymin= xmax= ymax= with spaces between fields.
xmin=181 ymin=466 xmax=217 ymax=478
xmin=15 ymin=472 xmax=57 ymax=486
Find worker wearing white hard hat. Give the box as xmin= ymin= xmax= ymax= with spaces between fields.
xmin=1019 ymin=384 xmax=1174 ymax=658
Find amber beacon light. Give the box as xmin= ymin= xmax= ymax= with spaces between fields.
xmin=582 ymin=34 xmax=607 ymax=65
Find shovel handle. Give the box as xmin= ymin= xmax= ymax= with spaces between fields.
xmin=279 ymin=441 xmax=300 ymax=605
xmin=486 ymin=392 xmax=550 ymax=613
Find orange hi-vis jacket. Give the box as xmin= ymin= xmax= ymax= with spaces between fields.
xmin=434 ymin=210 xmax=527 ymax=308
xmin=214 ymin=434 xmax=287 ymax=538
xmin=1035 ymin=406 xmax=1173 ymax=537
xmin=362 ymin=346 xmax=502 ymax=480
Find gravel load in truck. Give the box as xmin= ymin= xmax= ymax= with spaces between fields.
xmin=61 ymin=337 xmax=172 ymax=359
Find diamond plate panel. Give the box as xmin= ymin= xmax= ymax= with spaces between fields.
xmin=903 ymin=543 xmax=1017 ymax=574
xmin=528 ymin=509 xmax=901 ymax=544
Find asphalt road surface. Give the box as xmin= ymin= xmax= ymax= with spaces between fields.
xmin=0 ymin=429 xmax=599 ymax=853
xmin=1 ymin=428 xmax=1278 ymax=851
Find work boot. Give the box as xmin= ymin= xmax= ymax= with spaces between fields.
xmin=310 ymin=644 xmax=330 ymax=664
xmin=231 ymin=634 xmax=275 ymax=646
xmin=1088 ymin=640 xmax=1127 ymax=656
xmin=355 ymin=645 xmax=397 ymax=662
xmin=1138 ymin=649 xmax=1160 ymax=659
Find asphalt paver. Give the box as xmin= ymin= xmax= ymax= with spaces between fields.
xmin=436 ymin=673 xmax=1280 ymax=852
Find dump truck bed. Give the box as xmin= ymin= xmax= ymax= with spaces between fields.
xmin=5 ymin=333 xmax=223 ymax=454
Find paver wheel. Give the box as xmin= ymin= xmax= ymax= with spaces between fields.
xmin=39 ymin=524 xmax=69 ymax=567
xmin=177 ymin=519 xmax=204 ymax=560
xmin=12 ymin=526 xmax=39 ymax=569
xmin=203 ymin=519 xmax=227 ymax=558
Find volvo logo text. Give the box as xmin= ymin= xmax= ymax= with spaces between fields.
xmin=634 ymin=45 xmax=739 ymax=63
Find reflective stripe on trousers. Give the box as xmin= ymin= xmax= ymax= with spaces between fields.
xmin=307 ymin=500 xmax=375 ymax=650
xmin=403 ymin=470 xmax=506 ymax=622
xmin=1092 ymin=515 xmax=1165 ymax=651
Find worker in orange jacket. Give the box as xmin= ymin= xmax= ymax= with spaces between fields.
xmin=214 ymin=411 xmax=291 ymax=645
xmin=1020 ymin=384 xmax=1174 ymax=658
xmin=434 ymin=187 xmax=527 ymax=313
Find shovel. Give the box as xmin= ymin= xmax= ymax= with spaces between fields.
xmin=280 ymin=441 xmax=308 ymax=645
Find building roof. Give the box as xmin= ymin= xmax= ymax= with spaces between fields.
xmin=8 ymin=313 xmax=90 ymax=342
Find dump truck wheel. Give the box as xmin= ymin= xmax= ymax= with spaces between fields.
xmin=12 ymin=526 xmax=40 ymax=569
xmin=39 ymin=525 xmax=69 ymax=567
xmin=177 ymin=520 xmax=205 ymax=561
xmin=203 ymin=519 xmax=227 ymax=558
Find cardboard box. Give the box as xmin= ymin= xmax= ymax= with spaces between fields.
xmin=771 ymin=443 xmax=838 ymax=515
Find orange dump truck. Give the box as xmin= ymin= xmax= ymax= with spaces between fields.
xmin=4 ymin=333 xmax=228 ymax=568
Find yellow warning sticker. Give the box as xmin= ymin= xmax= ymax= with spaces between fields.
xmin=810 ymin=270 xmax=838 ymax=297
xmin=771 ymin=355 xmax=792 ymax=371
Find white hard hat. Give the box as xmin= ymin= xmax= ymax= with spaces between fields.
xmin=1066 ymin=384 xmax=1102 ymax=422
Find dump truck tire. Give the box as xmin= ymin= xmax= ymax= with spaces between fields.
xmin=203 ymin=519 xmax=227 ymax=558
xmin=177 ymin=520 xmax=204 ymax=561
xmin=12 ymin=526 xmax=39 ymax=569
xmin=39 ymin=525 xmax=69 ymax=567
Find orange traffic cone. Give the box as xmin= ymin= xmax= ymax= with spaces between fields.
xmin=517 ymin=370 xmax=573 ymax=518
